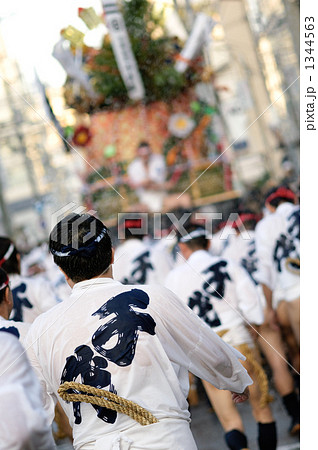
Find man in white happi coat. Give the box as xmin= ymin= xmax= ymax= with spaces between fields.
xmin=254 ymin=186 xmax=300 ymax=345
xmin=0 ymin=268 xmax=30 ymax=345
xmin=25 ymin=213 xmax=252 ymax=450
xmin=0 ymin=330 xmax=56 ymax=449
xmin=165 ymin=224 xmax=277 ymax=450
xmin=222 ymin=211 xmax=300 ymax=436
xmin=221 ymin=213 xmax=260 ymax=284
xmin=113 ymin=217 xmax=174 ymax=285
xmin=0 ymin=237 xmax=60 ymax=324
xmin=127 ymin=141 xmax=167 ymax=212
xmin=0 ymin=266 xmax=72 ymax=443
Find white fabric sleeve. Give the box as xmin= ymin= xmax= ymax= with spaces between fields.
xmin=164 ymin=270 xmax=181 ymax=294
xmin=150 ymin=247 xmax=174 ymax=285
xmin=148 ymin=286 xmax=253 ymax=393
xmin=35 ymin=278 xmax=60 ymax=313
xmin=127 ymin=160 xmax=141 ymax=185
xmin=232 ymin=263 xmax=264 ymax=325
xmin=152 ymin=155 xmax=167 ymax=183
xmin=24 ymin=326 xmax=57 ymax=424
xmin=0 ymin=333 xmax=56 ymax=449
xmin=254 ymin=220 xmax=275 ymax=289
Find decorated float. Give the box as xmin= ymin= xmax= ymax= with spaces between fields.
xmin=54 ymin=0 xmax=236 ymax=222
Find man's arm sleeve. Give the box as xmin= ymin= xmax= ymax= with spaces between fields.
xmin=234 ymin=264 xmax=264 ymax=325
xmin=254 ymin=221 xmax=275 ymax=289
xmin=150 ymin=287 xmax=253 ymax=393
xmin=24 ymin=327 xmax=57 ymax=424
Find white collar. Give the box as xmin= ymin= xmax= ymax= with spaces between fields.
xmin=276 ymin=202 xmax=295 ymax=215
xmin=72 ymin=277 xmax=121 ymax=293
xmin=187 ymin=249 xmax=216 ymax=265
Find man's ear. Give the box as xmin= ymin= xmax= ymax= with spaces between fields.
xmin=4 ymin=286 xmax=12 ymax=306
xmin=3 ymin=286 xmax=13 ymax=319
xmin=178 ymin=242 xmax=190 ymax=259
xmin=265 ymin=202 xmax=275 ymax=213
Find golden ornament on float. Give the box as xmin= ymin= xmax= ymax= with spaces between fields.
xmin=78 ymin=7 xmax=102 ymax=30
xmin=61 ymin=26 xmax=85 ymax=47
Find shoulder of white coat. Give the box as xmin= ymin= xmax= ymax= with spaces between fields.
xmin=217 ymin=256 xmax=240 ymax=275
xmin=254 ymin=215 xmax=273 ymax=235
xmin=127 ymin=158 xmax=140 ymax=170
xmin=151 ymin=153 xmax=165 ymax=162
xmin=0 ymin=331 xmax=24 ymax=359
xmin=26 ymin=299 xmax=65 ymax=337
xmin=165 ymin=261 xmax=188 ymax=281
xmin=144 ymin=284 xmax=190 ymax=319
xmin=139 ymin=283 xmax=180 ymax=303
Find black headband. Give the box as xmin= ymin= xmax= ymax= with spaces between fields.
xmin=51 ymin=227 xmax=108 ymax=258
xmin=179 ymin=229 xmax=211 ymax=243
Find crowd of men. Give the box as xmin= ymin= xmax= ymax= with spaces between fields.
xmin=0 ymin=184 xmax=300 ymax=450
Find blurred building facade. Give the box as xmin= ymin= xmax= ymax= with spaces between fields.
xmin=0 ymin=30 xmax=82 ymax=250
xmin=172 ymin=0 xmax=300 ymax=188
xmin=0 ymin=0 xmax=300 ymax=246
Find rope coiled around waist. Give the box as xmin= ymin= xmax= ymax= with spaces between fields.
xmin=58 ymin=381 xmax=159 ymax=426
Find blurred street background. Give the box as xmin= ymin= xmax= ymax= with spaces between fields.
xmin=0 ymin=0 xmax=300 ymax=244
xmin=0 ymin=1 xmax=301 ymax=449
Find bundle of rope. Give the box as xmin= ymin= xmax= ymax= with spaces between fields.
xmin=285 ymin=257 xmax=300 ymax=275
xmin=217 ymin=330 xmax=273 ymax=408
xmin=236 ymin=343 xmax=274 ymax=408
xmin=58 ymin=381 xmax=158 ymax=426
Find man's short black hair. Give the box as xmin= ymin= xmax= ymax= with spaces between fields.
xmin=137 ymin=141 xmax=150 ymax=148
xmin=49 ymin=213 xmax=112 ymax=283
xmin=236 ymin=208 xmax=259 ymax=230
xmin=178 ymin=223 xmax=209 ymax=251
xmin=0 ymin=238 xmax=19 ymax=275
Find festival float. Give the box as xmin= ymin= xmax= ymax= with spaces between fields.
xmin=53 ymin=0 xmax=235 ymax=223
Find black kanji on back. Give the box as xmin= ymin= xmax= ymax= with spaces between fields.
xmin=92 ymin=289 xmax=156 ymax=366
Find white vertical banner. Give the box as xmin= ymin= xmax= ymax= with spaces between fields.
xmin=175 ymin=13 xmax=216 ymax=74
xmin=101 ymin=0 xmax=145 ymax=100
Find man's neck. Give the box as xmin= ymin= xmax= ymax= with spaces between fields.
xmin=0 ymin=308 xmax=9 ymax=320
xmin=69 ymin=269 xmax=113 ymax=288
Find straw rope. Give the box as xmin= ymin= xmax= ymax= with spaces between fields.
xmin=217 ymin=330 xmax=273 ymax=408
xmin=285 ymin=257 xmax=300 ymax=275
xmin=236 ymin=343 xmax=274 ymax=408
xmin=58 ymin=382 xmax=158 ymax=426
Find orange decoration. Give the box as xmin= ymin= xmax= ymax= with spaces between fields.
xmin=87 ymin=90 xmax=197 ymax=166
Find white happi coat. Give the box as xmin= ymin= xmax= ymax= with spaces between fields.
xmin=221 ymin=232 xmax=268 ymax=309
xmin=9 ymin=273 xmax=59 ymax=324
xmin=165 ymin=250 xmax=264 ymax=347
xmin=254 ymin=203 xmax=300 ymax=301
xmin=0 ymin=332 xmax=55 ymax=450
xmin=113 ymin=238 xmax=168 ymax=285
xmin=222 ymin=231 xmax=259 ymax=284
xmin=146 ymin=238 xmax=175 ymax=284
xmin=209 ymin=225 xmax=235 ymax=256
xmin=0 ymin=315 xmax=30 ymax=345
xmin=127 ymin=154 xmax=167 ymax=212
xmin=25 ymin=277 xmax=252 ymax=450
